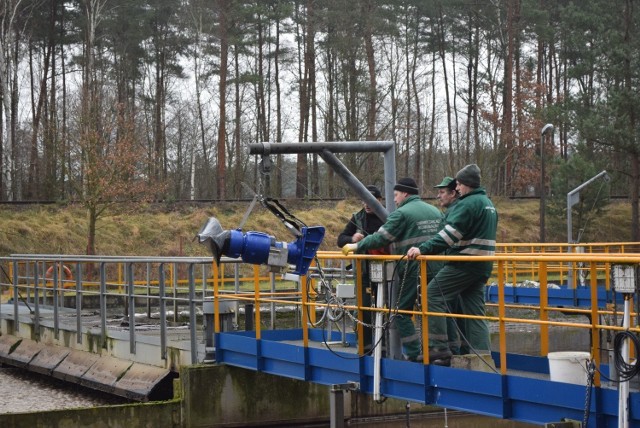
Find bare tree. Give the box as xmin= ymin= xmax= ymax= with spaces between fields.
xmin=0 ymin=0 xmax=25 ymax=200
xmin=215 ymin=0 xmax=230 ymax=200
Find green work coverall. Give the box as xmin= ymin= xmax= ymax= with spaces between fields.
xmin=439 ymin=198 xmax=463 ymax=355
xmin=417 ymin=187 xmax=498 ymax=353
xmin=356 ymin=195 xmax=442 ymax=360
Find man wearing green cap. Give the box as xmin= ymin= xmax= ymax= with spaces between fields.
xmin=408 ymin=164 xmax=498 ymax=365
xmin=434 ymin=177 xmax=458 ymax=212
xmin=433 ymin=176 xmax=464 ymax=355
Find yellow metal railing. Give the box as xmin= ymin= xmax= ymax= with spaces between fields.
xmin=208 ymin=248 xmax=640 ymax=387
xmin=4 ymin=245 xmax=640 ymax=382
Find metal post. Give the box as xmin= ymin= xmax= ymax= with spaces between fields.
xmin=245 ymin=304 xmax=254 ymax=331
xmin=619 ymin=296 xmax=630 ymax=428
xmin=234 ymin=263 xmax=240 ymax=328
xmin=566 ymin=170 xmax=609 ymax=286
xmin=188 ymin=264 xmax=198 ymax=364
xmin=159 ymin=263 xmax=167 ymax=360
xmin=330 ymin=388 xmax=345 ymax=428
xmin=76 ymin=262 xmax=83 ymax=345
xmin=52 ymin=262 xmax=59 ymax=339
xmin=329 ymin=382 xmax=359 ymax=428
xmin=270 ymin=272 xmax=276 ymax=329
xmin=12 ymin=261 xmax=19 ymax=331
xmin=100 ymin=262 xmax=107 ymax=349
xmin=540 ymin=124 xmax=554 ymax=243
xmin=34 ymin=262 xmax=40 ymax=334
xmin=567 ymin=170 xmax=609 ymax=245
xmin=146 ymin=263 xmax=152 ymax=317
xmin=373 ymin=281 xmax=385 ymax=401
xmin=127 ymin=262 xmax=136 ymax=355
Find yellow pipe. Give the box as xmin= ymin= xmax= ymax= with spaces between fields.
xmin=497 ymin=261 xmax=507 ymax=375
xmin=213 ymin=261 xmax=220 ymax=334
xmin=539 ymin=262 xmax=549 ymax=356
xmin=590 ymin=263 xmax=601 ymax=386
xmin=355 ymin=258 xmax=364 ymax=355
xmin=301 ymin=264 xmax=309 ymax=348
xmin=253 ymin=265 xmax=261 ymax=340
xmin=419 ymin=260 xmax=429 ymax=365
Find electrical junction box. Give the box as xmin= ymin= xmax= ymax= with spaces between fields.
xmin=369 ymin=261 xmax=395 ymax=283
xmin=612 ymin=264 xmax=637 ymax=294
xmin=336 ymin=283 xmax=355 ymax=299
xmin=369 ymin=262 xmax=384 ymax=283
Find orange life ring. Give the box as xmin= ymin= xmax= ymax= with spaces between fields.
xmin=45 ymin=265 xmax=73 ymax=281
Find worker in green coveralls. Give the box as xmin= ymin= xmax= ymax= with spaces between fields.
xmin=342 ymin=177 xmax=442 ymax=361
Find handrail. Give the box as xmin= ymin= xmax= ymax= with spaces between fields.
xmin=1 ymin=247 xmax=639 ymax=381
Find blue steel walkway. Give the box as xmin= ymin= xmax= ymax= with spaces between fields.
xmin=215 ymin=327 xmax=637 ymax=427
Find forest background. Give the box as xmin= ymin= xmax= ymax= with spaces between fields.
xmin=0 ymin=0 xmax=638 ymax=256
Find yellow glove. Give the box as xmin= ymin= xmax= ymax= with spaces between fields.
xmin=341 ymin=243 xmax=358 ymax=256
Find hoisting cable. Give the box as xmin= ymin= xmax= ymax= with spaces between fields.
xmin=262 ymin=197 xmax=306 ymax=235
xmin=240 ymin=181 xmax=306 ymax=237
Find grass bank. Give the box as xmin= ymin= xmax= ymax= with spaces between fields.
xmin=0 ymin=198 xmax=632 ymax=257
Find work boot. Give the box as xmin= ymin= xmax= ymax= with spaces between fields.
xmin=428 ymin=348 xmax=452 ymax=366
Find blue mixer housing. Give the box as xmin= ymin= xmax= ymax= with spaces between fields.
xmin=197 ymin=217 xmax=325 ymax=276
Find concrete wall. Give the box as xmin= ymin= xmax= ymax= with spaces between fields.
xmin=181 ymin=365 xmax=333 ymax=427
xmin=0 ymin=401 xmax=182 ymax=428
xmin=179 ymin=364 xmax=436 ymax=428
xmin=0 ymin=363 xmax=437 ymax=428
xmin=0 ymin=312 xmax=193 ymax=370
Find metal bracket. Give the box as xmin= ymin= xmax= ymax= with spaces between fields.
xmin=544 ymin=419 xmax=581 ymax=428
xmin=331 ymin=381 xmax=360 ymax=392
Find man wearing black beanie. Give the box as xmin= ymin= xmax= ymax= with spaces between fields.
xmin=343 ymin=177 xmax=443 ymax=362
xmin=337 ymin=185 xmax=386 ymax=350
xmin=407 ymin=164 xmax=498 ymax=364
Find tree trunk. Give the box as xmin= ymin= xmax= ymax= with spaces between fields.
xmin=501 ymin=0 xmax=515 ymax=196
xmin=437 ymin=8 xmax=454 ymax=175
xmin=274 ymin=16 xmax=283 ymax=197
xmin=216 ymin=0 xmax=229 ymax=200
xmin=623 ymin=0 xmax=638 ymax=240
xmin=362 ymin=0 xmax=377 ymax=178
xmin=234 ymin=44 xmax=243 ymax=197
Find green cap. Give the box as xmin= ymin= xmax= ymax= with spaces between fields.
xmin=434 ymin=176 xmax=455 ymax=189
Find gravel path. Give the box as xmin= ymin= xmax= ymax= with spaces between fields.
xmin=0 ymin=367 xmax=129 ymax=414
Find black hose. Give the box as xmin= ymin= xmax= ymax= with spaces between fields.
xmin=613 ymin=330 xmax=640 ymax=381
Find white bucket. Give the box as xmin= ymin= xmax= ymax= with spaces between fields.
xmin=547 ymin=351 xmax=590 ymax=385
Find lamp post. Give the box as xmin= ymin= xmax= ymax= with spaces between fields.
xmin=540 ymin=124 xmax=554 ymax=243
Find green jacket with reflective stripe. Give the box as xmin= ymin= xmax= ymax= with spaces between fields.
xmin=417 ymin=187 xmax=498 ymax=276
xmin=357 ymin=195 xmax=443 ymax=279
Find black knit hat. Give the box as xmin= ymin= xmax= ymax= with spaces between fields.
xmin=366 ymin=185 xmax=382 ymax=199
xmin=393 ymin=177 xmax=419 ymax=195
xmin=456 ymin=164 xmax=481 ymax=188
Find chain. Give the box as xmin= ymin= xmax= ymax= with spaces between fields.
xmin=583 ymin=359 xmax=595 ymax=427
xmin=312 ymin=258 xmax=411 ymax=333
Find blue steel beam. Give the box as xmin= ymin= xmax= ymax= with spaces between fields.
xmin=485 ymin=284 xmax=623 ymax=308
xmin=215 ymin=328 xmax=639 ymax=427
